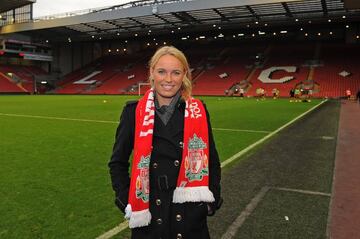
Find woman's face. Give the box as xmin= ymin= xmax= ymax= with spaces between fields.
xmin=151 ymin=54 xmax=185 ymax=106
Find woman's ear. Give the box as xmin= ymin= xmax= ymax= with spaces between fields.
xmin=149 ymin=70 xmax=154 ymax=82
xmin=150 ymin=68 xmax=155 ymax=78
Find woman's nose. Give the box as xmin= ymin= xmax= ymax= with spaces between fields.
xmin=165 ymin=73 xmax=172 ymax=82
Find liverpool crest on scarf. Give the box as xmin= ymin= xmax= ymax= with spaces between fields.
xmin=185 ymin=134 xmax=209 ymax=182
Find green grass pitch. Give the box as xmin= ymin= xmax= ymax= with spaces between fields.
xmin=0 ymin=95 xmax=322 ymax=238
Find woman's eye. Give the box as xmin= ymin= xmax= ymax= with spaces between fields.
xmin=173 ymin=71 xmax=181 ymax=76
xmin=157 ymin=69 xmax=165 ymax=74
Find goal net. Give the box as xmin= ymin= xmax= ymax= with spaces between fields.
xmin=138 ymin=82 xmax=151 ymax=96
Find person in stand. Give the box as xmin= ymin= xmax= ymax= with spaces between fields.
xmin=239 ymin=88 xmax=244 ymax=98
xmin=294 ymin=88 xmax=300 ymax=102
xmin=109 ymin=46 xmax=222 ymax=239
xmin=272 ymin=88 xmax=279 ymax=99
xmin=346 ymin=88 xmax=351 ymax=100
xmin=261 ymin=88 xmax=266 ymax=99
xmin=289 ymin=88 xmax=295 ymax=102
xmin=308 ymin=89 xmax=313 ymax=102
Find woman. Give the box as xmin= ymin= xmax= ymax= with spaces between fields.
xmin=109 ymin=46 xmax=222 ymax=239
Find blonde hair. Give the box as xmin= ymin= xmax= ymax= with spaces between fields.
xmin=148 ymin=46 xmax=192 ymax=100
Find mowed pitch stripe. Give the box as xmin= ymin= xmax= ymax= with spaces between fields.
xmin=95 ymin=100 xmax=327 ymax=239
xmin=0 ymin=113 xmax=267 ymax=133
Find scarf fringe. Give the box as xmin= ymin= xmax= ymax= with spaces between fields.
xmin=125 ymin=204 xmax=152 ymax=228
xmin=172 ymin=186 xmax=215 ymax=203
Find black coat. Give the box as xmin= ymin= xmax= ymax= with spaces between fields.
xmin=109 ymin=99 xmax=222 ymax=239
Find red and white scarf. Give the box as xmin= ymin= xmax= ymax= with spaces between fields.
xmin=125 ymin=89 xmax=215 ymax=228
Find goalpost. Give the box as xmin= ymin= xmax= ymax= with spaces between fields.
xmin=138 ymin=82 xmax=151 ymax=96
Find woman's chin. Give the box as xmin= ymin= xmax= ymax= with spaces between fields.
xmin=157 ymin=90 xmax=178 ymax=99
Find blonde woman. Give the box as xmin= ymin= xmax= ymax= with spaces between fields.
xmin=109 ymin=46 xmax=222 ymax=239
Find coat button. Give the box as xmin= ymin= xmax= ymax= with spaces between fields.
xmin=174 ymin=160 xmax=180 ymax=167
xmin=153 ymin=163 xmax=158 ymax=169
xmin=179 ymin=141 xmax=183 ymax=148
xmin=176 ymin=214 xmax=182 ymax=221
xmin=156 ymin=199 xmax=161 ymax=206
xmin=176 ymin=233 xmax=182 ymax=239
xmin=157 ymin=218 xmax=162 ymax=224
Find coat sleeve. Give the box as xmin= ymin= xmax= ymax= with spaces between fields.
xmin=108 ymin=104 xmax=135 ymax=213
xmin=204 ymin=105 xmax=222 ymax=216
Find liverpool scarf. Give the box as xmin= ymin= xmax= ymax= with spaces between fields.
xmin=125 ymin=89 xmax=215 ymax=228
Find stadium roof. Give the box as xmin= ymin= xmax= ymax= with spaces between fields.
xmin=0 ymin=0 xmax=36 ymax=13
xmin=1 ymin=0 xmax=359 ymax=42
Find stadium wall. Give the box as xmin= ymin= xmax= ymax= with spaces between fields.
xmin=51 ymin=40 xmax=143 ymax=76
xmin=52 ymin=42 xmax=99 ymax=76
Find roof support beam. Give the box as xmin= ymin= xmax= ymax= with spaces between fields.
xmin=171 ymin=12 xmax=200 ymax=24
xmin=154 ymin=14 xmax=176 ymax=27
xmin=105 ymin=20 xmax=124 ymax=30
xmin=282 ymin=2 xmax=293 ymax=18
xmin=321 ymin=0 xmax=328 ymax=16
xmin=212 ymin=8 xmax=230 ymax=22
xmin=83 ymin=23 xmax=99 ymax=31
xmin=128 ymin=17 xmax=147 ymax=29
xmin=246 ymin=5 xmax=260 ymax=20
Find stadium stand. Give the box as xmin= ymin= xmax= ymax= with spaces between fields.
xmin=246 ymin=43 xmax=315 ymax=97
xmin=191 ymin=45 xmax=252 ymax=95
xmin=0 ymin=64 xmax=49 ymax=93
xmin=53 ymin=53 xmax=151 ymax=94
xmin=313 ymin=43 xmax=360 ymax=98
xmin=1 ymin=42 xmax=360 ymax=97
xmin=0 ymin=71 xmax=26 ymax=93
xmin=42 ymin=43 xmax=360 ymax=97
xmin=87 ymin=55 xmax=150 ymax=95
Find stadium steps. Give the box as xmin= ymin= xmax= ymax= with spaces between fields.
xmin=0 ymin=72 xmax=27 ymax=93
xmin=312 ymin=44 xmax=360 ymax=98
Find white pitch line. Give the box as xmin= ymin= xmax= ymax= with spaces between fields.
xmin=95 ymin=221 xmax=129 ymax=239
xmin=221 ymin=186 xmax=271 ymax=239
xmin=0 ymin=113 xmax=119 ymax=124
xmin=221 ymin=186 xmax=331 ymax=239
xmin=220 ymin=100 xmax=327 ymax=168
xmin=213 ymin=128 xmax=271 ymax=134
xmin=0 ymin=112 xmax=267 ymax=134
xmin=273 ymin=187 xmax=331 ymax=197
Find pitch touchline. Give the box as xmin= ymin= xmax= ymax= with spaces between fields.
xmin=0 ymin=113 xmax=268 ymax=133
xmin=220 ymin=100 xmax=327 ymax=168
xmin=220 ymin=186 xmax=331 ymax=239
xmin=95 ymin=100 xmax=327 ymax=239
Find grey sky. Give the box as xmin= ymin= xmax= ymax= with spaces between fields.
xmin=33 ymin=0 xmax=132 ymax=17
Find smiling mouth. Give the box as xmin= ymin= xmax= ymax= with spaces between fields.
xmin=161 ymin=84 xmax=175 ymax=90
